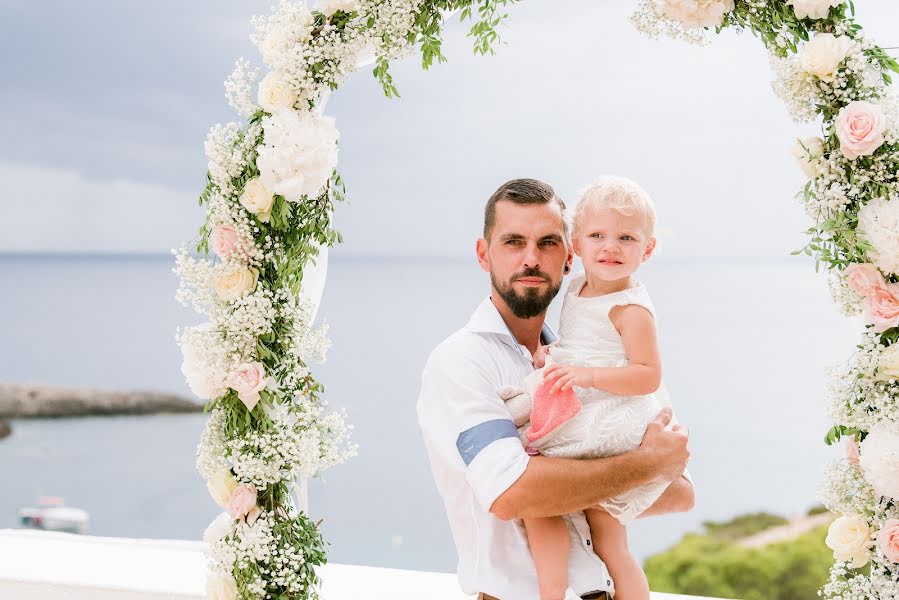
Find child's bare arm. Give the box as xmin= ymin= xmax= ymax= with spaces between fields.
xmin=543 ymin=304 xmax=661 ymax=395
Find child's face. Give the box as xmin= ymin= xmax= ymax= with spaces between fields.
xmin=572 ymin=207 xmax=655 ymax=281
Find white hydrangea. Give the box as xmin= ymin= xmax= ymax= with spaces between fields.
xmin=658 ymin=0 xmax=734 ymax=29
xmin=317 ymin=0 xmax=360 ymax=17
xmin=203 ymin=511 xmax=235 ymax=545
xmin=858 ymin=196 xmax=899 ymax=277
xmin=859 ymin=420 xmax=899 ymax=500
xmin=179 ymin=324 xmax=230 ymax=401
xmin=256 ymin=110 xmax=339 ymax=203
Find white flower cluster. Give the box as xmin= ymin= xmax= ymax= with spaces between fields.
xmin=826 ymin=269 xmax=864 ymax=317
xmin=229 ymin=399 xmax=356 ymax=486
xmin=178 ymin=323 xmax=233 ymax=401
xmin=207 ymin=511 xmax=323 ymax=598
xmin=629 ymin=0 xmax=711 ymax=45
xmin=818 ymin=458 xmax=879 ymax=517
xmin=278 ymin=295 xmax=332 ymax=391
xmin=224 ymin=58 xmax=261 ymax=120
xmin=204 ymin=122 xmax=264 ymax=199
xmin=771 ymin=34 xmax=888 ymax=124
xmin=826 ymin=332 xmax=899 ymax=432
xmin=196 ymin=409 xmax=229 ymax=480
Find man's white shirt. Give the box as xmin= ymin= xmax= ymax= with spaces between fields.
xmin=417 ymin=297 xmax=614 ymax=600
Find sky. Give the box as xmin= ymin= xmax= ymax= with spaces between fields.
xmin=1 ymin=0 xmax=898 ymax=259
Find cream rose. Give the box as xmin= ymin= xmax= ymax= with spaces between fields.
xmin=239 ymin=178 xmax=275 ymax=222
xmin=206 ymin=571 xmax=238 ymax=600
xmin=258 ymin=71 xmax=296 ymax=113
xmin=207 ymin=469 xmax=239 ymax=509
xmin=787 ymin=0 xmax=843 ymax=20
xmin=213 ymin=267 xmax=259 ymax=301
xmin=825 ymin=515 xmax=872 ymax=567
xmin=799 ymin=34 xmax=850 ymax=82
xmin=317 ymin=0 xmax=360 ymax=16
xmin=878 ymin=344 xmax=899 ymax=380
xmin=791 ymin=136 xmax=826 ymax=178
xmin=835 ymin=101 xmax=887 ymax=160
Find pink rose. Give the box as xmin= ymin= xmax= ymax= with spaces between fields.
xmin=845 ymin=263 xmax=886 ymax=298
xmin=211 ymin=225 xmax=238 ymax=259
xmin=865 ymin=284 xmax=899 ymax=333
xmin=878 ymin=519 xmax=899 ymax=563
xmin=227 ymin=362 xmax=268 ymax=411
xmin=226 ymin=483 xmax=258 ymax=520
xmin=845 ymin=437 xmax=860 ymax=465
xmin=836 ymin=101 xmax=887 ymax=160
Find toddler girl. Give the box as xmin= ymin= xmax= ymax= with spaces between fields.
xmin=501 ymin=175 xmax=686 ymax=600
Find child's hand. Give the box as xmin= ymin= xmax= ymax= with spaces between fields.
xmin=543 ymin=363 xmax=594 ymax=393
xmin=533 ymin=344 xmax=550 ymax=368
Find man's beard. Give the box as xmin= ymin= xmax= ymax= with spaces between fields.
xmin=491 ymin=267 xmax=561 ymax=319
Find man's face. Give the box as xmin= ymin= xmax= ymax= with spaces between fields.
xmin=477 ymin=200 xmax=571 ymax=319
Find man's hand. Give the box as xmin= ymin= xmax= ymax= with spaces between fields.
xmin=543 ymin=363 xmax=594 ymax=393
xmin=638 ymin=408 xmax=690 ymax=483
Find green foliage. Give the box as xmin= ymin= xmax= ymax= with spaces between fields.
xmin=702 ymin=512 xmax=789 ymax=541
xmin=645 ymin=524 xmax=834 ymax=600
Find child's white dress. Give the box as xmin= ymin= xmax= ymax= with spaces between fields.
xmin=505 ymin=273 xmax=670 ymax=524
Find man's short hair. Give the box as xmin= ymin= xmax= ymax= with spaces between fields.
xmin=483 ymin=178 xmax=567 ymax=240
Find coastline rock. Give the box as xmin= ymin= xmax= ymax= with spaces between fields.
xmin=0 ymin=383 xmax=202 ymax=419
xmin=0 ymin=419 xmax=10 ymax=439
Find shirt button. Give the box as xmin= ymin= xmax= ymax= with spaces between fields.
xmin=586 ymin=540 xmax=591 ymax=546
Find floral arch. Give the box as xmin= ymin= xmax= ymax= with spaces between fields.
xmin=175 ymin=1 xmax=899 ymax=598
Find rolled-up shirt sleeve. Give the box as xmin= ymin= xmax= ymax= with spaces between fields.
xmin=418 ymin=340 xmax=530 ymax=511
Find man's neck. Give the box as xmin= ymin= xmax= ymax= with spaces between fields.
xmin=490 ymin=295 xmax=545 ymax=356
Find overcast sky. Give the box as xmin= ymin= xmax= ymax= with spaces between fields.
xmin=2 ymin=0 xmax=897 ymax=259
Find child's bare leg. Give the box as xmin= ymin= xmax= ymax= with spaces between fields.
xmin=585 ymin=508 xmax=649 ymax=600
xmin=523 ymin=516 xmax=570 ymax=600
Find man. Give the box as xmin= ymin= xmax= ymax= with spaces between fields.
xmin=417 ymin=179 xmax=693 ymax=600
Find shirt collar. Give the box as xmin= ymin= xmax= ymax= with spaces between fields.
xmin=465 ymin=296 xmax=557 ymax=354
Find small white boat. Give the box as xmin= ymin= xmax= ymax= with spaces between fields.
xmin=18 ymin=496 xmax=89 ymax=534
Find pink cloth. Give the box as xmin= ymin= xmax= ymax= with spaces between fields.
xmin=525 ymin=378 xmax=581 ymax=447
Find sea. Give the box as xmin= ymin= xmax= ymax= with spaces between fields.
xmin=0 ymin=254 xmax=858 ymax=573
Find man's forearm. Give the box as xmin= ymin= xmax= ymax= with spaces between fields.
xmin=490 ymin=449 xmax=658 ymax=520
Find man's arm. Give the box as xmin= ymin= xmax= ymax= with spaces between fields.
xmin=490 ymin=408 xmax=689 ymax=520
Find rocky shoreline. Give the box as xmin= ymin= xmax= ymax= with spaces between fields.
xmin=0 ymin=383 xmax=202 ymax=439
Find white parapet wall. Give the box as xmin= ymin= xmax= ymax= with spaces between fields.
xmin=0 ymin=529 xmax=720 ymax=600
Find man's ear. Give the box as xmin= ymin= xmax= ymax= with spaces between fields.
xmin=476 ymin=238 xmax=490 ymax=273
xmin=642 ymin=237 xmax=657 ymax=262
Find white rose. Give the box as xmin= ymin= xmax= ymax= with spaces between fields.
xmin=825 ymin=515 xmax=872 ymax=568
xmin=203 ymin=512 xmax=235 ymax=545
xmin=878 ymin=344 xmax=899 ymax=380
xmin=800 ymin=34 xmax=850 ymax=82
xmin=658 ymin=0 xmax=735 ymax=29
xmin=787 ymin=0 xmax=843 ymax=20
xmin=859 ymin=421 xmax=899 ymax=500
xmin=317 ymin=0 xmax=360 ymax=17
xmin=207 ymin=469 xmax=238 ymax=509
xmin=790 ymin=137 xmax=826 ymax=178
xmin=213 ymin=267 xmax=259 ymax=301
xmin=239 ymin=178 xmax=275 ymax=222
xmin=206 ymin=571 xmax=238 ymax=600
xmin=258 ymin=71 xmax=296 ymax=113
